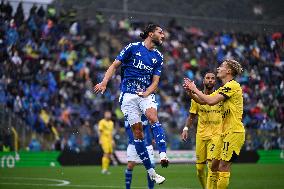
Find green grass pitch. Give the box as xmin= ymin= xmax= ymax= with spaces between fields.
xmin=1 ymin=164 xmax=284 ymax=189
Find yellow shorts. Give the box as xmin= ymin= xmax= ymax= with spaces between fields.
xmin=211 ymin=135 xmax=223 ymax=160
xmin=195 ymin=135 xmax=218 ymax=163
xmin=101 ymin=142 xmax=113 ymax=154
xmin=212 ymin=132 xmax=245 ymax=161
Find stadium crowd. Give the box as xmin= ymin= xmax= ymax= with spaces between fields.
xmin=0 ymin=2 xmax=283 ymax=152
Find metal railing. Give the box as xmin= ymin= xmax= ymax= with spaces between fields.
xmin=0 ymin=105 xmax=30 ymax=151
xmin=57 ymin=0 xmax=284 ymax=33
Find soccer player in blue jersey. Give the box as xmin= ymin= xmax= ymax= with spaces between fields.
xmin=125 ymin=115 xmax=155 ymax=189
xmin=94 ymin=24 xmax=167 ymax=184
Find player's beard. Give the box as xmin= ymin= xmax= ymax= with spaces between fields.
xmin=152 ymin=37 xmax=162 ymax=46
xmin=205 ymin=83 xmax=214 ymax=90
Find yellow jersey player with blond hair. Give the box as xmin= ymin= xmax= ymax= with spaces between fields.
xmin=183 ymin=59 xmax=245 ymax=189
xmin=98 ymin=110 xmax=115 ymax=175
xmin=181 ymin=72 xmax=222 ymax=189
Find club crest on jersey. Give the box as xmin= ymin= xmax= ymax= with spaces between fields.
xmin=152 ymin=58 xmax=157 ymax=64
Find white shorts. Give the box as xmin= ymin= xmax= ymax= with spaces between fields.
xmin=119 ymin=93 xmax=157 ymax=125
xmin=127 ymin=144 xmax=155 ymax=164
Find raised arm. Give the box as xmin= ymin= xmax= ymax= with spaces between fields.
xmin=183 ymin=78 xmax=206 ymax=104
xmin=185 ymin=89 xmax=206 ymax=105
xmin=94 ymin=60 xmax=122 ymax=94
xmin=186 ymin=81 xmax=225 ymax=105
xmin=194 ymin=89 xmax=224 ymax=105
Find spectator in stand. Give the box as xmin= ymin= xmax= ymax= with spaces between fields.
xmin=0 ymin=2 xmax=283 ymax=152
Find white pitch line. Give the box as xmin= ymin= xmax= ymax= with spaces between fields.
xmin=0 ymin=183 xmax=197 ymax=189
xmin=0 ymin=177 xmax=70 ymax=186
xmin=0 ymin=182 xmax=194 ymax=189
xmin=63 ymin=185 xmax=197 ymax=189
xmin=0 ymin=177 xmax=199 ymax=189
xmin=64 ymin=184 xmax=196 ymax=189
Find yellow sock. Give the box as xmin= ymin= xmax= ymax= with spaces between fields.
xmin=207 ymin=161 xmax=212 ymax=189
xmin=217 ymin=172 xmax=230 ymax=189
xmin=196 ymin=164 xmax=207 ymax=189
xmin=210 ymin=172 xmax=219 ymax=189
xmin=207 ymin=171 xmax=213 ymax=189
xmin=102 ymin=156 xmax=110 ymax=171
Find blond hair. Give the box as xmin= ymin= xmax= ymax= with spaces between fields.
xmin=225 ymin=59 xmax=243 ymax=77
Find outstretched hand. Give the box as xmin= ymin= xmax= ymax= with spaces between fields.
xmin=94 ymin=82 xmax=107 ymax=94
xmin=183 ymin=78 xmax=197 ymax=93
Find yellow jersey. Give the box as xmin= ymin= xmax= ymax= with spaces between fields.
xmin=98 ymin=119 xmax=114 ymax=143
xmin=213 ymin=80 xmax=245 ymax=134
xmin=190 ymin=98 xmax=222 ymax=140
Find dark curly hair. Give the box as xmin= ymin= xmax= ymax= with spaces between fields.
xmin=140 ymin=24 xmax=160 ymax=39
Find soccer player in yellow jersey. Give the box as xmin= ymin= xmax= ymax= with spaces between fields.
xmin=98 ymin=110 xmax=115 ymax=174
xmin=181 ymin=72 xmax=222 ymax=189
xmin=183 ymin=59 xmax=245 ymax=189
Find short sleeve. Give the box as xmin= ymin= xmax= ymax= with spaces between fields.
xmin=189 ymin=99 xmax=198 ymax=114
xmin=153 ymin=58 xmax=163 ymax=76
xmin=98 ymin=120 xmax=103 ymax=131
xmin=116 ymin=43 xmax=134 ymax=62
xmin=153 ymin=50 xmax=163 ymax=76
xmin=217 ymin=81 xmax=237 ymax=99
xmin=210 ymin=89 xmax=219 ymax=97
xmin=111 ymin=122 xmax=114 ymax=130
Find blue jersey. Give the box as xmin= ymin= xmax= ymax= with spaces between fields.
xmin=125 ymin=115 xmax=153 ymax=146
xmin=116 ymin=42 xmax=163 ymax=94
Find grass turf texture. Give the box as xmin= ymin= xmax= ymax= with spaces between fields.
xmin=1 ymin=164 xmax=283 ymax=189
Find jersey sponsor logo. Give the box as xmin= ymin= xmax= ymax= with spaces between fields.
xmin=200 ymin=109 xmax=221 ymax=113
xmin=136 ymin=52 xmax=141 ymax=56
xmin=133 ymin=59 xmax=153 ymax=72
xmin=203 ymin=120 xmax=221 ymax=125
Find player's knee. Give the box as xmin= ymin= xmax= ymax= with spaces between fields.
xmin=211 ymin=164 xmax=219 ymax=172
xmin=218 ymin=161 xmax=231 ymax=172
xmin=145 ymin=110 xmax=158 ymax=124
xmin=211 ymin=160 xmax=220 ymax=172
xmin=104 ymin=153 xmax=111 ymax=158
xmin=133 ymin=129 xmax=144 ymax=139
xmin=127 ymin=162 xmax=135 ymax=170
xmin=147 ymin=115 xmax=158 ymax=124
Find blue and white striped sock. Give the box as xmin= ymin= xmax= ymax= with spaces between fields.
xmin=147 ymin=170 xmax=155 ymax=189
xmin=125 ymin=169 xmax=132 ymax=189
xmin=134 ymin=139 xmax=152 ymax=170
xmin=151 ymin=122 xmax=167 ymax=153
